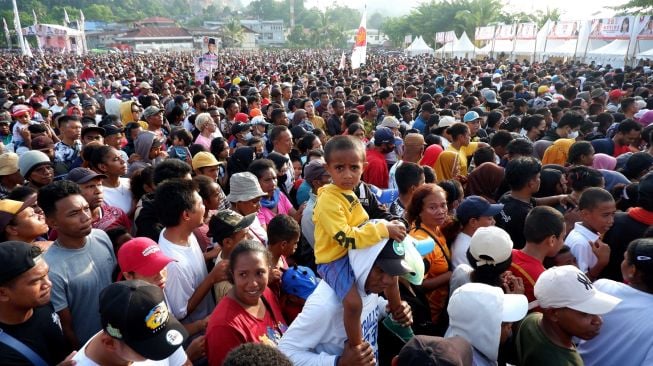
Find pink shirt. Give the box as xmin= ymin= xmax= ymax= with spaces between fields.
xmin=258 ymin=192 xmax=293 ymax=226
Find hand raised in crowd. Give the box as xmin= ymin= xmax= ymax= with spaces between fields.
xmin=591 ymin=239 xmax=611 ymax=266
xmin=387 ymin=220 xmax=407 ymax=242
xmin=339 ymin=341 xmax=376 ymax=366
xmin=501 ymin=271 xmax=525 ymax=295
xmin=209 ymin=259 xmax=230 ymax=283
xmin=185 ymin=335 xmax=206 ymax=362
xmin=389 ymin=301 xmax=413 ymax=327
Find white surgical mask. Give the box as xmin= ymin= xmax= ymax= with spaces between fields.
xmin=70 ymin=98 xmax=80 ymax=106
xmin=244 ymin=132 xmax=253 ymax=140
xmin=568 ymin=130 xmax=579 ymax=139
xmin=182 ymin=102 xmax=189 ymax=111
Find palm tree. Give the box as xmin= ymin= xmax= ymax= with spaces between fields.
xmin=454 ymin=0 xmax=503 ymax=39
xmin=222 ymin=18 xmax=244 ymax=48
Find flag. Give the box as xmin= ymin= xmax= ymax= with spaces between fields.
xmin=32 ymin=9 xmax=37 ymax=26
xmin=350 ymin=7 xmax=367 ymax=70
xmin=79 ymin=10 xmax=87 ymax=54
xmin=12 ymin=0 xmax=26 ymax=55
xmin=338 ymin=52 xmax=346 ymax=70
xmin=24 ymin=37 xmax=33 ymax=57
xmin=64 ymin=8 xmax=70 ymax=26
xmin=2 ymin=18 xmax=10 ymax=49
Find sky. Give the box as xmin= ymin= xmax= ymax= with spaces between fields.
xmin=297 ymin=0 xmax=629 ymax=19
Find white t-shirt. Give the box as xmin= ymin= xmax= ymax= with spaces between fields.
xmin=578 ymin=280 xmax=653 ymax=365
xmin=451 ymin=233 xmax=472 ymax=267
xmin=158 ymin=229 xmax=215 ymax=323
xmin=102 ymin=177 xmax=133 ymax=214
xmin=564 ymin=222 xmax=599 ymax=273
xmin=73 ymin=331 xmax=188 ymax=365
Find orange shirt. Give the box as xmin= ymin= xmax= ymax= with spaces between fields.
xmin=410 ymin=224 xmax=451 ymax=323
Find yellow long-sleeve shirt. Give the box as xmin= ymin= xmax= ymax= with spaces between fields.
xmin=313 ymin=184 xmax=389 ymax=263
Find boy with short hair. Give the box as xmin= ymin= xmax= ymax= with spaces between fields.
xmin=510 ymin=206 xmax=566 ymax=304
xmin=207 ymin=209 xmax=255 ymax=302
xmin=451 ymin=196 xmax=504 ymax=267
xmin=516 ymin=265 xmax=621 ymax=366
xmin=564 ymin=187 xmax=614 ymax=280
xmin=268 ymin=214 xmax=301 ymax=297
xmin=313 ymin=135 xmax=408 ymax=348
xmin=389 ymin=162 xmax=424 ymax=218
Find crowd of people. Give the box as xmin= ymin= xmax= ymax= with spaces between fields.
xmin=0 ymin=48 xmax=653 ymax=366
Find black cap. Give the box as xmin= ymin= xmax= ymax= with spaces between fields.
xmin=81 ymin=124 xmax=106 ymax=137
xmin=66 ymin=167 xmax=107 ymax=184
xmin=0 ymin=241 xmax=43 ymax=283
xmin=100 ymin=280 xmax=188 ymax=361
xmin=374 ymin=239 xmax=414 ymax=277
xmin=103 ymin=124 xmax=124 ymax=136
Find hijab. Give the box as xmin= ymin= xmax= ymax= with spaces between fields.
xmin=466 ymin=163 xmax=505 ymax=203
xmin=592 ymin=153 xmax=617 ymax=170
xmin=434 ymin=151 xmax=461 ymax=183
xmin=420 ymin=144 xmax=444 ymax=168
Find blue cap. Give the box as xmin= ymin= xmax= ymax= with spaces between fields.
xmin=282 ymin=266 xmax=318 ymax=300
xmin=374 ymin=127 xmax=395 ymax=145
xmin=455 ymin=195 xmax=503 ymax=223
xmin=463 ymin=111 xmax=481 ymax=123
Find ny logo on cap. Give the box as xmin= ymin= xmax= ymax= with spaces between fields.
xmin=577 ymin=272 xmax=593 ymax=291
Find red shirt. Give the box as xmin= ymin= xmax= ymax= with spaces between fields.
xmin=364 ymin=149 xmax=389 ymax=188
xmin=510 ymin=249 xmax=545 ymax=303
xmin=206 ymin=288 xmax=287 ymax=365
xmin=613 ymin=144 xmax=631 ymax=157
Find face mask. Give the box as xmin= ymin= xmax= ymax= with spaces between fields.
xmin=70 ymin=98 xmax=80 ymax=106
xmin=568 ymin=130 xmax=579 ymax=139
xmin=255 ymin=152 xmax=264 ymax=159
xmin=182 ymin=102 xmax=189 ymax=111
xmin=244 ymin=132 xmax=253 ymax=140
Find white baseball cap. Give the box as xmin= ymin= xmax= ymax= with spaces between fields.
xmin=449 ymin=283 xmax=528 ymax=323
xmin=534 ymin=265 xmax=621 ymax=315
xmin=468 ymin=226 xmax=513 ymax=267
xmin=438 ymin=115 xmax=457 ymax=128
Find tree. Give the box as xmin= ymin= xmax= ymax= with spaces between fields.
xmin=454 ymin=0 xmax=503 ymax=39
xmin=368 ymin=12 xmax=385 ymax=29
xmin=84 ymin=4 xmax=115 ymax=22
xmin=614 ymin=0 xmax=653 ymax=14
xmin=222 ymin=18 xmax=244 ymax=47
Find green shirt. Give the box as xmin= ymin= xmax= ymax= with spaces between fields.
xmin=516 ymin=312 xmax=584 ymax=366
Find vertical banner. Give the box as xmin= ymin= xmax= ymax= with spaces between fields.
xmin=195 ymin=37 xmax=218 ymax=82
xmin=515 ymin=23 xmax=537 ymax=40
xmin=494 ymin=24 xmax=515 ymax=40
xmin=637 ymin=16 xmax=653 ymax=40
xmin=589 ymin=16 xmax=633 ymax=40
xmin=474 ymin=26 xmax=495 ymax=41
xmin=547 ymin=21 xmax=580 ymax=40
xmin=351 ymin=8 xmax=367 ymax=70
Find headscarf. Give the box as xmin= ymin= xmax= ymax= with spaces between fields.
xmin=465 ymin=162 xmax=505 ymax=203
xmin=420 ymin=144 xmax=444 ymax=168
xmin=434 ymin=151 xmax=461 ymax=182
xmin=592 ymin=153 xmax=617 ymax=170
xmin=542 ymin=138 xmax=575 ymax=165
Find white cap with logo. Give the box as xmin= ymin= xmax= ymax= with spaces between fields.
xmin=534 ymin=265 xmax=621 ymax=314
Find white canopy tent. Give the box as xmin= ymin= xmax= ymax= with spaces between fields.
xmin=404 ymin=36 xmax=434 ymax=56
xmin=586 ymin=40 xmax=632 ymax=68
xmin=637 ymin=47 xmax=653 ymax=58
xmin=434 ymin=32 xmax=480 ymax=59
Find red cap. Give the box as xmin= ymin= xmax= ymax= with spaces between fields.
xmin=235 ymin=112 xmax=250 ymax=123
xmin=609 ymin=89 xmax=626 ymax=99
xmin=117 ymin=237 xmax=174 ymax=276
